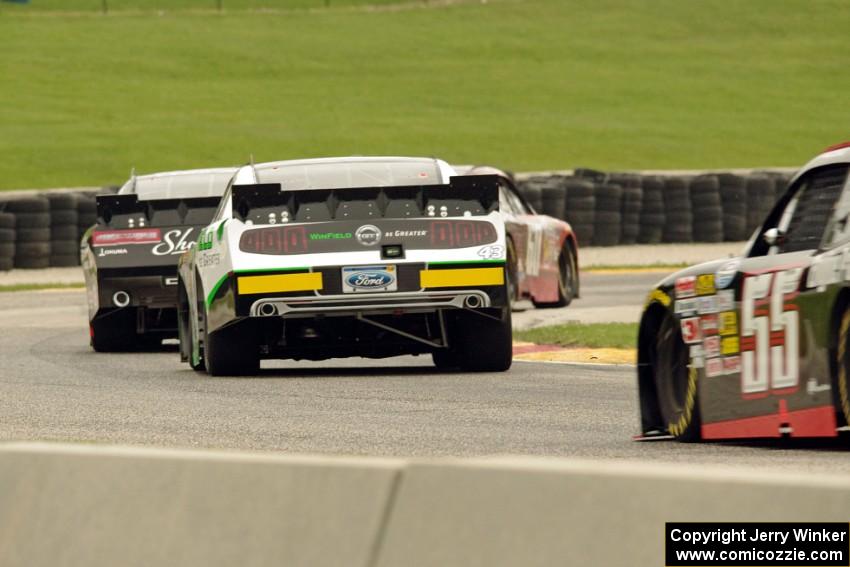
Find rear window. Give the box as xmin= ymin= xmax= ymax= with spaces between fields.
xmin=255 ymin=160 xmax=442 ymax=190
xmin=129 ymin=170 xmax=235 ymax=200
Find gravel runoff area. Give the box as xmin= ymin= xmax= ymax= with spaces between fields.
xmin=0 ymin=242 xmax=746 ymax=287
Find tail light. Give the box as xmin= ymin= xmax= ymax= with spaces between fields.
xmin=430 ymin=221 xmax=496 ymax=248
xmin=240 ymin=226 xmax=308 ymax=254
xmin=92 ymin=229 xmax=161 ymax=247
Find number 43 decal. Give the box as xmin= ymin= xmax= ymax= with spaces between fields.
xmin=740 ymin=267 xmax=803 ymax=394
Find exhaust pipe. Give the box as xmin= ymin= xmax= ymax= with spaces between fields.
xmin=464 ymin=295 xmax=482 ymax=308
xmin=258 ymin=303 xmax=278 ymax=317
xmin=112 ymin=290 xmax=131 ymax=308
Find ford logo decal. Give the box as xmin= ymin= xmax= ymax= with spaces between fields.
xmin=346 ymin=271 xmax=395 ymax=289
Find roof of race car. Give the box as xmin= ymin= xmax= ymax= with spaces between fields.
xmin=237 ymin=156 xmax=456 ymax=190
xmin=798 ymin=144 xmax=850 ymax=182
xmin=119 ymin=167 xmax=239 ymax=200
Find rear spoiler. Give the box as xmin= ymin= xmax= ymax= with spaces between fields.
xmin=231 ymin=174 xmax=500 ymax=224
xmin=96 ymin=194 xmax=222 ymax=228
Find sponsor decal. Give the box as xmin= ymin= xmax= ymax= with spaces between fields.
xmin=154 ymin=228 xmax=197 ymax=256
xmin=721 ymin=336 xmax=739 ymax=355
xmin=700 ymin=314 xmax=718 ymax=335
xmin=163 ymin=277 xmax=179 ymax=286
xmin=714 ymin=259 xmax=740 ymax=289
xmin=92 ymin=228 xmax=161 ymax=247
xmin=697 ymin=295 xmax=718 ymax=314
xmin=309 ymin=232 xmax=353 ymax=241
xmin=388 ymin=229 xmax=428 ymax=237
xmin=673 ymin=297 xmax=697 ymax=315
xmin=341 ymin=265 xmax=397 ymax=293
xmin=675 ymin=276 xmax=696 ymax=298
xmin=691 ymin=356 xmax=705 ymax=369
xmin=696 ymin=274 xmax=716 ymax=296
xmin=197 ymin=253 xmax=221 ymax=268
xmin=355 ymin=224 xmax=382 ymax=247
xmin=477 ymin=244 xmax=504 ymax=260
xmin=705 ymin=357 xmax=723 ymax=377
xmin=719 ymin=311 xmax=738 ymax=336
xmin=704 ymin=336 xmax=721 ymax=358
xmin=690 ymin=345 xmax=704 ymax=359
xmin=723 ymin=355 xmax=741 ymax=375
xmin=98 ymin=248 xmax=128 ymax=257
xmin=680 ymin=317 xmax=703 ymax=344
xmin=716 ymin=289 xmax=735 ymax=311
xmin=806 ymin=377 xmax=832 ymax=395
xmin=646 ymin=289 xmax=672 ymax=308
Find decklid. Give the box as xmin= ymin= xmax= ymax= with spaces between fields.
xmin=90 ymin=193 xmax=221 ymax=268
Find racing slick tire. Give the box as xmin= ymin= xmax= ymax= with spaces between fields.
xmin=203 ymin=317 xmax=260 ymax=377
xmin=90 ymin=310 xmax=136 ymax=352
xmin=836 ymin=308 xmax=850 ymax=427
xmin=650 ymin=308 xmax=701 ymax=441
xmin=533 ymin=245 xmax=577 ymax=308
xmin=506 ymin=237 xmax=521 ymax=310
xmin=433 ymin=307 xmax=512 ymax=372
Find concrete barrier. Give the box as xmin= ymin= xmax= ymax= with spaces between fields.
xmin=377 ymin=457 xmax=850 ymax=567
xmin=0 ymin=443 xmax=401 ymax=567
xmin=3 ymin=444 xmax=850 ymax=567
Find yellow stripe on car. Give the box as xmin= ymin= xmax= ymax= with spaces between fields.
xmin=237 ymin=272 xmax=323 ymax=295
xmin=420 ymin=267 xmax=504 ymax=288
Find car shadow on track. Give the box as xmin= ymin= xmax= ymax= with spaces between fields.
xmin=715 ymin=435 xmax=850 ymax=453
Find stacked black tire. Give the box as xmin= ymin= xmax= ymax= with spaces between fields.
xmin=637 ymin=175 xmax=665 ymax=244
xmin=76 ymin=192 xmax=98 ymax=245
xmin=592 ymin=183 xmax=623 ymax=246
xmin=6 ymin=197 xmax=51 ymax=269
xmin=689 ymin=174 xmax=724 ymax=243
xmin=745 ymin=174 xmax=777 ymax=235
xmin=47 ymin=193 xmax=81 ymax=267
xmin=661 ymin=176 xmax=693 ymax=243
xmin=561 ymin=177 xmax=595 ymax=245
xmin=539 ymin=178 xmax=567 ymax=220
xmin=717 ymin=173 xmax=748 ymax=241
xmin=610 ymin=173 xmax=642 ymax=245
xmin=0 ymin=209 xmax=14 ymax=272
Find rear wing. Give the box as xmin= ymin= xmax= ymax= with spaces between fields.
xmin=231 ymin=174 xmax=500 ymax=224
xmin=96 ymin=194 xmax=222 ymax=228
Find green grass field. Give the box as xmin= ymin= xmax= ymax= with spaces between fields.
xmin=1 ymin=0 xmax=849 ymax=189
xmin=513 ymin=322 xmax=637 ymax=350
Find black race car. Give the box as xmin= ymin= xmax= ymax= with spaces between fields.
xmin=82 ymin=167 xmax=236 ymax=351
xmin=638 ymin=143 xmax=850 ymax=440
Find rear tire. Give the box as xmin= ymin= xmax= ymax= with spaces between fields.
xmin=651 ymin=309 xmax=701 ymax=441
xmin=836 ymin=308 xmax=850 ymax=427
xmin=456 ymin=307 xmax=513 ymax=372
xmin=204 ymin=318 xmax=260 ymax=377
xmin=533 ymin=245 xmax=576 ymax=308
xmin=90 ymin=310 xmax=136 ymax=352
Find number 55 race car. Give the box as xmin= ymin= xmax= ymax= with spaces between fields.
xmin=638 ymin=143 xmax=850 ymax=441
xmin=177 ymin=156 xmax=576 ymax=376
xmin=82 ymin=167 xmax=236 ymax=351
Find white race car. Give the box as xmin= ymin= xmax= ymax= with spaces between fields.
xmin=177 ymin=156 xmax=513 ymax=376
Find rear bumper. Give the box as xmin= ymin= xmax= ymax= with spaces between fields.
xmin=249 ymin=289 xmax=492 ymax=318
xmin=97 ymin=274 xmax=179 ymax=310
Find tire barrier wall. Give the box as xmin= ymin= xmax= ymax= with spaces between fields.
xmin=2 ymin=443 xmax=850 ymax=567
xmin=0 ymin=187 xmax=115 ymax=271
xmin=0 ymin=171 xmax=795 ymax=270
xmin=517 ymin=168 xmax=796 ymax=247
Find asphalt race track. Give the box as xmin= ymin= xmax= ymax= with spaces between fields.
xmin=0 ymin=274 xmax=847 ymax=472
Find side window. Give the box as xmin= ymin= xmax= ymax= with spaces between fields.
xmin=499 ymin=187 xmax=519 ymax=216
xmin=779 ymin=165 xmax=848 ymax=253
xmin=505 ymin=186 xmax=530 ymax=215
xmin=213 ymin=185 xmax=232 ymax=222
xmin=822 ymin=174 xmax=850 ymax=249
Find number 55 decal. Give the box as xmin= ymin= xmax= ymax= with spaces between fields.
xmin=740 ymin=268 xmax=803 ymax=394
